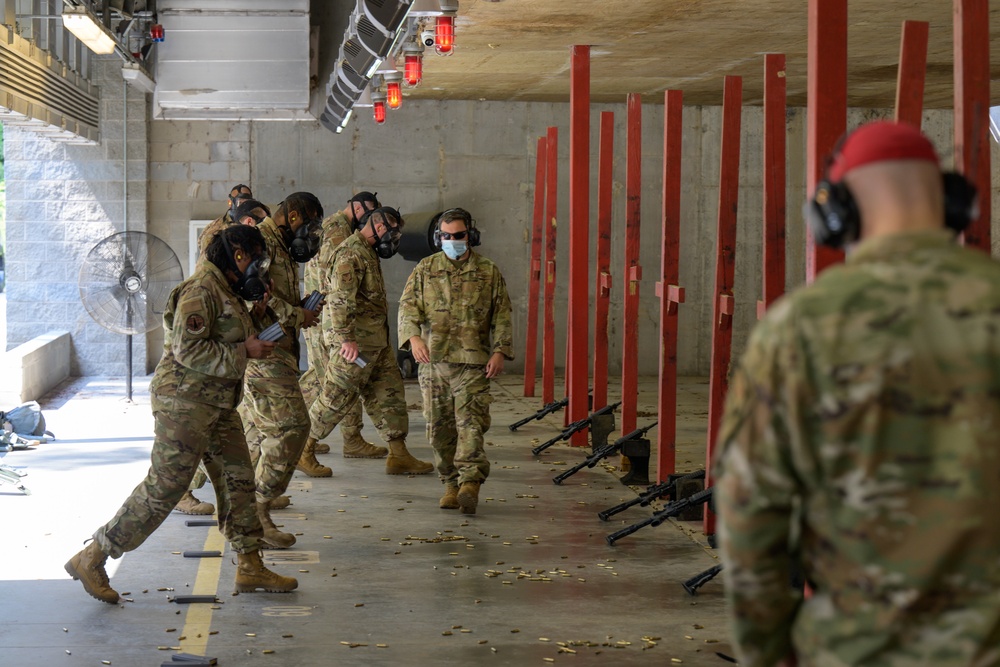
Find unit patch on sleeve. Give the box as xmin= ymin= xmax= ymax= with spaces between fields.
xmin=185 ymin=314 xmax=207 ymax=335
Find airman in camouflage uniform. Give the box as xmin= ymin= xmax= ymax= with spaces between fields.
xmin=65 ymin=225 xmax=297 ymax=604
xmin=239 ymin=193 xmax=324 ymax=549
xmin=196 ymin=183 xmax=254 ymax=257
xmin=714 ymin=121 xmax=1000 ymax=665
xmin=306 ymin=207 xmax=434 ymax=476
xmin=300 ymin=192 xmax=385 ymax=461
xmin=398 ymin=208 xmax=513 ymax=514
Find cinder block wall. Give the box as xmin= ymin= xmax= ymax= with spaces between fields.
xmin=4 ymin=59 xmax=149 ymax=376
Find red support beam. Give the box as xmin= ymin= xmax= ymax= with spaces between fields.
xmin=954 ymin=0 xmax=991 ymax=252
xmin=542 ymin=126 xmax=559 ymax=405
xmin=758 ymin=54 xmax=787 ymax=320
xmin=655 ymin=90 xmax=684 ymax=481
xmin=592 ymin=111 xmax=614 ymax=412
xmin=567 ymin=45 xmax=591 ymax=447
xmin=704 ymin=75 xmax=742 ymax=536
xmin=621 ymin=93 xmax=642 ymax=436
xmin=806 ymin=0 xmax=847 ymax=283
xmin=523 ymin=135 xmax=547 ymax=398
xmin=894 ymin=20 xmax=929 ymax=128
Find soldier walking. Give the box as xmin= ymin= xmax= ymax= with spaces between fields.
xmin=65 ymin=225 xmax=297 ymax=603
xmin=398 ymin=208 xmax=513 ymax=514
xmin=305 ymin=206 xmax=433 ymax=475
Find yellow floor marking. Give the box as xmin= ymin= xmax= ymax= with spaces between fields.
xmin=179 ymin=526 xmax=226 ymax=655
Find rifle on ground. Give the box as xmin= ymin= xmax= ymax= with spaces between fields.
xmin=682 ymin=564 xmax=723 ymax=596
xmin=531 ymin=402 xmax=621 ymax=455
xmin=606 ymin=486 xmax=713 ymax=545
xmin=597 ymin=469 xmax=706 ymax=521
xmin=508 ymin=397 xmax=569 ymax=431
xmin=553 ymin=421 xmax=657 ymax=485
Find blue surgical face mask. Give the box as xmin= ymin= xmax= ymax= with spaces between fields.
xmin=441 ymin=239 xmax=467 ymax=260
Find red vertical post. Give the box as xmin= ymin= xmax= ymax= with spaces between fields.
xmin=567 ymin=45 xmax=591 ymax=446
xmin=592 ymin=112 xmax=614 ymax=411
xmin=704 ymin=75 xmax=742 ymax=536
xmin=655 ymin=90 xmax=684 ymax=481
xmin=621 ymin=93 xmax=642 ymax=437
xmin=954 ymin=0 xmax=991 ymax=252
xmin=894 ymin=21 xmax=929 ymax=128
xmin=542 ymin=127 xmax=559 ymax=405
xmin=523 ymin=136 xmax=547 ymax=398
xmin=806 ymin=0 xmax=847 ymax=283
xmin=758 ymin=54 xmax=787 ymax=320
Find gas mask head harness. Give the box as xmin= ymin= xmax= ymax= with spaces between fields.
xmin=278 ymin=192 xmax=325 ymax=262
xmin=216 ymin=225 xmax=270 ymax=301
xmin=233 ymin=199 xmax=270 ymax=226
xmin=358 ymin=207 xmax=404 ymax=259
xmin=228 ymin=184 xmax=253 ymax=222
xmin=348 ymin=191 xmax=381 ymax=226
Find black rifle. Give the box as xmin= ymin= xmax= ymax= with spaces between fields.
xmin=508 ymin=397 xmax=569 ymax=431
xmin=606 ymin=486 xmax=713 ymax=545
xmin=531 ymin=402 xmax=621 ymax=455
xmin=553 ymin=421 xmax=657 ymax=485
xmin=597 ymin=469 xmax=706 ymax=521
xmin=682 ymin=564 xmax=723 ymax=596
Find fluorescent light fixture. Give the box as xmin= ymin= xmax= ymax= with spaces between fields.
xmin=366 ymin=58 xmax=383 ymax=78
xmin=122 ymin=63 xmax=155 ymax=94
xmin=990 ymin=106 xmax=1000 ymax=144
xmin=62 ymin=4 xmax=118 ymax=55
xmin=340 ymin=109 xmax=354 ymax=128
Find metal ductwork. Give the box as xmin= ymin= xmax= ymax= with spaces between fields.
xmin=0 ymin=25 xmax=100 ymax=144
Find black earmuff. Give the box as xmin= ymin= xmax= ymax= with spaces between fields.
xmin=807 ymin=171 xmax=980 ymax=249
xmin=432 ymin=208 xmax=481 ymax=249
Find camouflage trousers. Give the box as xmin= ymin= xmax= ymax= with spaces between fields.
xmin=93 ymin=395 xmax=262 ymax=558
xmin=308 ymin=345 xmax=408 ymax=442
xmin=241 ymin=358 xmax=310 ymax=503
xmin=301 ymin=327 xmax=366 ymax=437
xmin=418 ymin=362 xmax=492 ymax=485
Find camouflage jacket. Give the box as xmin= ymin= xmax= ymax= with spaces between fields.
xmin=249 ymin=217 xmax=302 ymax=370
xmin=714 ymin=229 xmax=1000 ymax=666
xmin=197 ymin=211 xmax=232 ymax=257
xmin=305 ymin=210 xmax=354 ymax=297
xmin=149 ymin=259 xmax=253 ymax=409
xmin=324 ymin=231 xmax=389 ymax=352
xmin=398 ymin=250 xmax=514 ymax=365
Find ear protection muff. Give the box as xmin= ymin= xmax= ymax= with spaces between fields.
xmin=433 ymin=208 xmax=481 ymax=249
xmin=804 ymin=179 xmax=860 ymax=249
xmin=942 ymin=172 xmax=978 ymax=234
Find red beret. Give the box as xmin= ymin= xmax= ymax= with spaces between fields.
xmin=828 ymin=121 xmax=939 ymax=182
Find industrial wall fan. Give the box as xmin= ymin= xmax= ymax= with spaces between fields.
xmin=79 ymin=231 xmax=184 ymax=400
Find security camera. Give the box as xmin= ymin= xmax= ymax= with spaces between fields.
xmin=420 ymin=29 xmax=435 ymax=47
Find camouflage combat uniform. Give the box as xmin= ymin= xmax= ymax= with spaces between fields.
xmin=300 ymin=211 xmax=367 ymax=433
xmin=307 ymin=231 xmax=408 ymax=442
xmin=398 ymin=251 xmax=513 ymax=485
xmin=239 ymin=217 xmax=310 ymax=503
xmin=93 ymin=260 xmax=262 ymax=557
xmin=714 ymin=229 xmax=1000 ymax=666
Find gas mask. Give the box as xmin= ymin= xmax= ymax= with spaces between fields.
xmin=349 ymin=191 xmax=380 ymax=226
xmin=232 ymin=255 xmax=271 ymax=301
xmin=441 ymin=239 xmax=467 ymax=260
xmin=229 ymin=185 xmax=251 ymax=222
xmin=281 ymin=213 xmax=323 ymax=263
xmin=361 ymin=207 xmax=403 ymax=260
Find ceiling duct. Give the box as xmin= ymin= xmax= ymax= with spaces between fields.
xmin=153 ymin=0 xmax=311 ymax=120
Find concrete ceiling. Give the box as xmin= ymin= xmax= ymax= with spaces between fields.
xmin=316 ymin=0 xmax=1000 ymax=109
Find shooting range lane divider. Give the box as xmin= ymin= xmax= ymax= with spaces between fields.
xmin=178 ymin=521 xmax=227 ymax=657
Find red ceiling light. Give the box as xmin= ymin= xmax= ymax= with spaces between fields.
xmin=404 ymin=54 xmax=423 ymax=86
xmin=373 ymin=100 xmax=387 ymax=124
xmin=386 ymin=81 xmax=402 ymax=109
xmin=434 ymin=15 xmax=454 ymax=55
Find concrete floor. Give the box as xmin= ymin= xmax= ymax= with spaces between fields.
xmin=0 ymin=374 xmax=732 ymax=666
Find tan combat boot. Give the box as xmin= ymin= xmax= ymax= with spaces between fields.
xmin=64 ymin=541 xmax=120 ymax=604
xmin=269 ymin=495 xmax=291 ymax=510
xmin=385 ymin=439 xmax=434 ymax=475
xmin=314 ymin=441 xmax=331 ymax=454
xmin=439 ymin=484 xmax=459 ymax=509
xmin=295 ymin=437 xmax=332 ymax=477
xmin=458 ymin=481 xmax=481 ymax=515
xmin=342 ymin=428 xmax=388 ymax=459
xmin=234 ymin=550 xmax=298 ymax=593
xmin=173 ymin=490 xmax=215 ymax=515
xmin=257 ymin=500 xmax=296 ymax=549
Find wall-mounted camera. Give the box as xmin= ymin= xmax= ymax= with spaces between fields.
xmin=420 ymin=29 xmax=435 ymax=47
